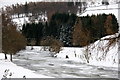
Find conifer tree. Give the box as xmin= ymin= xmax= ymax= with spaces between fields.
xmin=72 ymin=17 xmax=90 ymax=47
xmin=72 ymin=18 xmax=82 ymax=46
xmin=104 ymin=15 xmax=114 ymax=35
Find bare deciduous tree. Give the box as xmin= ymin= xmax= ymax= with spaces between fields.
xmin=2 ymin=13 xmax=26 ymax=61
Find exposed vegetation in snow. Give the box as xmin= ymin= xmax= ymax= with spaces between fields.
xmin=56 ymin=33 xmax=119 ymax=67
xmin=0 ymin=53 xmax=52 ymax=80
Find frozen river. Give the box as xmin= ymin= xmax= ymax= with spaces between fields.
xmin=13 ymin=49 xmax=118 ymax=78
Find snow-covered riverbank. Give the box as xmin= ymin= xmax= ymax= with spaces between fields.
xmin=56 ymin=34 xmax=119 ymax=68
xmin=0 ymin=53 xmax=52 ymax=80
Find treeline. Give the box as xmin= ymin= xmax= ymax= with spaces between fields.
xmin=73 ymin=14 xmax=119 ymax=47
xmin=22 ymin=13 xmax=77 ymax=46
xmin=5 ymin=2 xmax=87 ymax=20
xmin=22 ymin=13 xmax=119 ymax=47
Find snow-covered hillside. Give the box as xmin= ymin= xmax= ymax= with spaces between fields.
xmin=79 ymin=3 xmax=120 ymax=32
xmin=11 ymin=13 xmax=47 ymax=30
xmin=12 ymin=17 xmax=29 ymax=30
xmin=80 ymin=3 xmax=119 ymax=19
xmin=56 ymin=33 xmax=119 ymax=68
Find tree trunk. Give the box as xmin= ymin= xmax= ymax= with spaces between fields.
xmin=10 ymin=54 xmax=12 ymax=62
xmin=5 ymin=53 xmax=7 ymax=59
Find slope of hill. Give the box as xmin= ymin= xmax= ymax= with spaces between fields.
xmin=56 ymin=33 xmax=119 ymax=68
xmin=79 ymin=3 xmax=120 ymax=32
xmin=80 ymin=3 xmax=119 ymax=19
xmin=73 ymin=3 xmax=120 ymax=67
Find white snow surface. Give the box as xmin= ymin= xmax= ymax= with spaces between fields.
xmin=11 ymin=13 xmax=48 ymax=30
xmin=0 ymin=53 xmax=52 ymax=80
xmin=12 ymin=17 xmax=29 ymax=30
xmin=56 ymin=33 xmax=119 ymax=67
xmin=80 ymin=3 xmax=119 ymax=20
